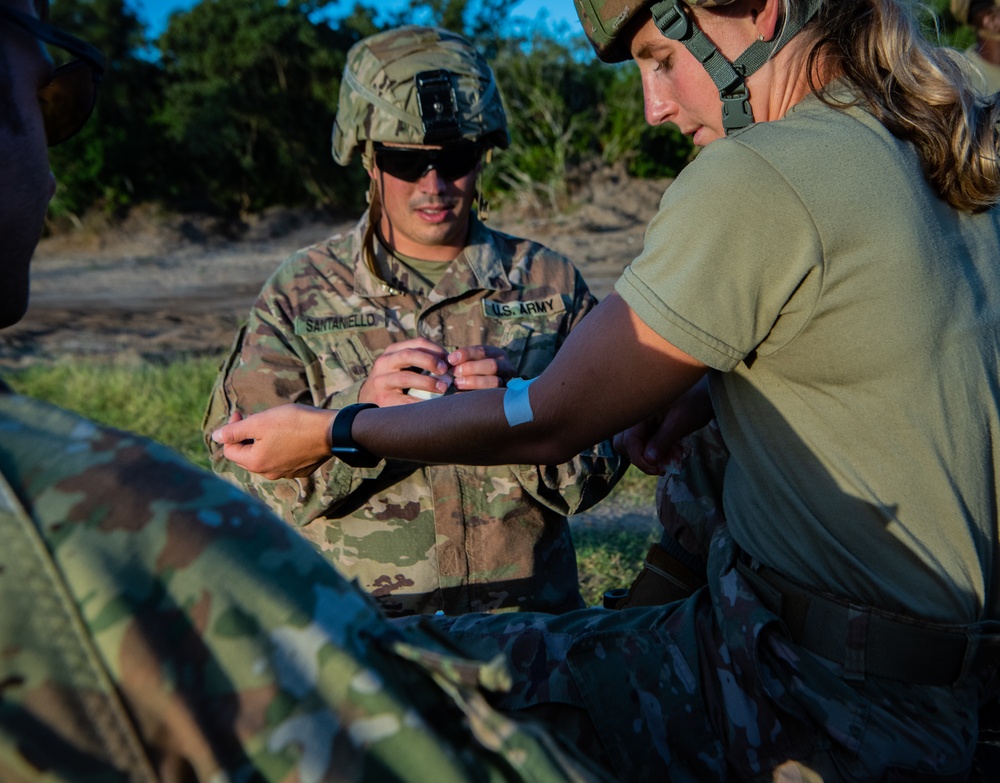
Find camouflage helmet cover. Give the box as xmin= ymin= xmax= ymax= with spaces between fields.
xmin=332 ymin=25 xmax=510 ymax=165
xmin=573 ymin=0 xmax=736 ymax=62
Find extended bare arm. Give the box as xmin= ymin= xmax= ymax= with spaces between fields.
xmin=212 ymin=294 xmax=707 ymax=479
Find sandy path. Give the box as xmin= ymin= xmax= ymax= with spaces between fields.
xmin=1 ymin=169 xmax=668 ymax=367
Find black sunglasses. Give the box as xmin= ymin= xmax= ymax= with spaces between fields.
xmin=0 ymin=5 xmax=105 ymax=146
xmin=374 ymin=143 xmax=482 ymax=183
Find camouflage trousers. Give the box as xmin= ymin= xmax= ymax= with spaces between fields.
xmin=415 ymin=423 xmax=986 ymax=782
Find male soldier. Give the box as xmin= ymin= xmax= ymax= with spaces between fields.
xmin=203 ymin=26 xmax=623 ymax=617
xmin=952 ymin=0 xmax=1000 ymax=93
xmin=0 ymin=2 xmax=609 ymax=779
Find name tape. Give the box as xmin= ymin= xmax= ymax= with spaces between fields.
xmin=483 ymin=296 xmax=565 ymax=320
xmin=294 ymin=312 xmax=384 ymax=335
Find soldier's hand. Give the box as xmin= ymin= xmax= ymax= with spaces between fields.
xmin=447 ymin=345 xmax=515 ymax=391
xmin=360 ymin=338 xmax=452 ymax=407
xmin=614 ymin=377 xmax=714 ymax=474
xmin=212 ymin=404 xmax=336 ymax=480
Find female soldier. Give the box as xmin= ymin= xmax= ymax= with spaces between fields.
xmin=214 ymin=0 xmax=1000 ymax=778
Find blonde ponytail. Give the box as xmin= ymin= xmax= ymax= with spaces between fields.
xmin=806 ymin=0 xmax=1000 ymax=212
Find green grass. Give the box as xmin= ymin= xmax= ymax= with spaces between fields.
xmin=572 ymin=464 xmax=660 ymax=605
xmin=605 ymin=462 xmax=658 ymax=507
xmin=575 ymin=524 xmax=656 ymax=607
xmin=7 ymin=356 xmax=659 ymax=606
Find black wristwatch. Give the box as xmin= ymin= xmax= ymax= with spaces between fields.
xmin=330 ymin=403 xmax=380 ymax=468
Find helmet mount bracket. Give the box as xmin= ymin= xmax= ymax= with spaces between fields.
xmin=415 ymin=69 xmax=463 ymax=145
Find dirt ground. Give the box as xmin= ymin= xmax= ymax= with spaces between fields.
xmin=1 ymin=166 xmax=670 ymax=367
xmin=1 ymin=167 xmax=672 ymax=533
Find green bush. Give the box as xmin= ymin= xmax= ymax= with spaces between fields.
xmin=43 ymin=0 xmax=984 ymax=224
xmin=44 ymin=0 xmax=703 ymax=223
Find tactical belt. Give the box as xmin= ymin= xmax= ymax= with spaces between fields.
xmin=736 ymin=553 xmax=1000 ymax=687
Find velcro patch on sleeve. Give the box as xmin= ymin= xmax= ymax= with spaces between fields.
xmin=482 ymin=295 xmax=566 ymax=319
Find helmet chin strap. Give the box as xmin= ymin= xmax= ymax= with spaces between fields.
xmin=361 ymin=139 xmax=388 ymax=283
xmin=649 ymin=0 xmax=822 ymax=134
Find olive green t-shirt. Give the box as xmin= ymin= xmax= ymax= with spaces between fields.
xmin=617 ymin=91 xmax=1000 ymax=623
xmin=394 ymin=251 xmax=452 ymax=290
xmin=373 ymin=240 xmax=452 ymax=292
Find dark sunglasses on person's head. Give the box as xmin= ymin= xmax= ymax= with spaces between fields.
xmin=0 ymin=4 xmax=105 ymax=146
xmin=374 ymin=143 xmax=482 ymax=183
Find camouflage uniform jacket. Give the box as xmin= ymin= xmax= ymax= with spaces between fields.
xmin=0 ymin=382 xmax=609 ymax=782
xmin=204 ymin=213 xmax=624 ymax=617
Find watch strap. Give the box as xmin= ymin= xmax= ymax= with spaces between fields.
xmin=330 ymin=403 xmax=380 ymax=468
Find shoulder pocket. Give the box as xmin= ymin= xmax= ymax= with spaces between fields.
xmin=320 ymin=334 xmax=375 ymax=386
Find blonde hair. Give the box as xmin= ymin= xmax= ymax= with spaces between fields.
xmin=805 ymin=0 xmax=1000 ymax=212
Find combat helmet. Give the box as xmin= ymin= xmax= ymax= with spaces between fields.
xmin=332 ymin=25 xmax=509 ymax=166
xmin=572 ymin=0 xmax=823 ymax=134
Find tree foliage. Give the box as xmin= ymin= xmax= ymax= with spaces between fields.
xmin=156 ymin=0 xmax=367 ymax=213
xmin=47 ymin=0 xmax=165 ymax=220
xmin=45 ymin=0 xmax=978 ymax=224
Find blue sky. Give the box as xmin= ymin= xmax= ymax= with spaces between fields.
xmin=130 ymin=0 xmax=583 ymax=38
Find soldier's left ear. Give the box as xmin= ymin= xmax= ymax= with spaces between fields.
xmin=751 ymin=0 xmax=782 ymax=43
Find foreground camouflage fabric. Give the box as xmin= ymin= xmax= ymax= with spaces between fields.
xmin=204 ymin=213 xmax=624 ymax=616
xmin=5 ymin=384 xmax=987 ymax=782
xmin=0 ymin=384 xmax=610 ymax=782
